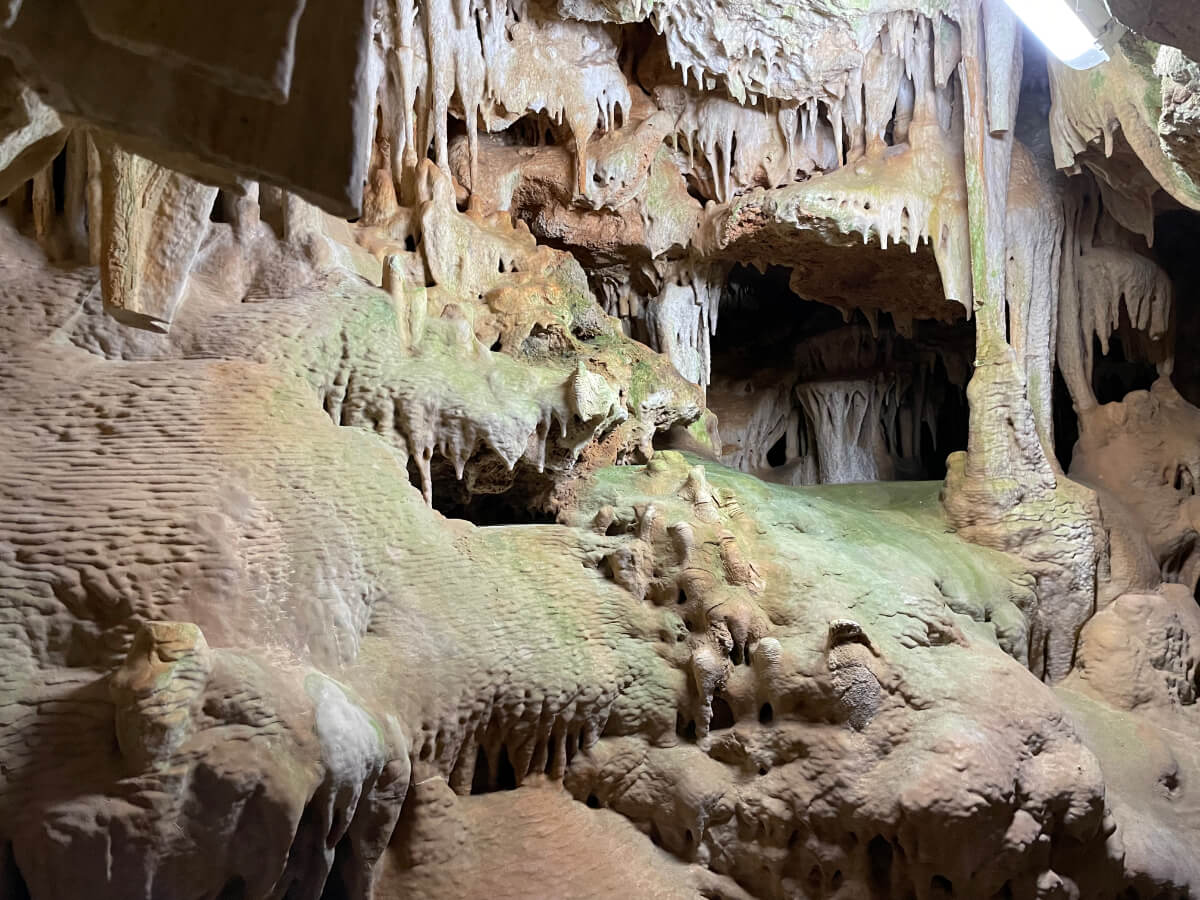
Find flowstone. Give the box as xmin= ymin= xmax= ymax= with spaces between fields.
xmin=1 ymin=0 xmax=1200 ymax=897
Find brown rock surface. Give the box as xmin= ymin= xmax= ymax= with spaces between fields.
xmin=0 ymin=1 xmax=1199 ymax=898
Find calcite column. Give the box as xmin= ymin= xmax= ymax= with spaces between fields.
xmin=796 ymin=379 xmax=894 ymax=484
xmin=942 ymin=0 xmax=1102 ymax=682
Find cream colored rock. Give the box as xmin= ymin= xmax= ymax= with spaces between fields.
xmin=96 ymin=139 xmax=218 ymax=331
xmin=0 ymin=0 xmax=1200 ymax=897
xmin=0 ymin=67 xmax=64 ymax=199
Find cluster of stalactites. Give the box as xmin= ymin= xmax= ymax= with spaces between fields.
xmin=650 ymin=5 xmax=960 ymax=112
xmin=378 ymin=0 xmax=630 ymax=204
xmin=793 ymin=378 xmax=897 ymax=484
xmin=1059 ymin=179 xmax=1177 ymax=412
xmin=597 ymin=260 xmax=723 ymax=390
xmin=714 ymin=357 xmax=951 ymax=486
xmin=654 ymin=88 xmax=838 ymax=203
xmin=651 ymin=11 xmax=961 ymax=205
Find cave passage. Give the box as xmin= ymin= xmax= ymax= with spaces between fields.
xmin=701 ymin=264 xmax=970 ymax=485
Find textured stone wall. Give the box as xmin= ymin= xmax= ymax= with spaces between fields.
xmin=0 ymin=1 xmax=1198 ymax=898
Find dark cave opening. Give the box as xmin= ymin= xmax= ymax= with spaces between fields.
xmin=406 ymin=455 xmax=558 ymax=526
xmin=1050 ymin=206 xmax=1200 ymax=473
xmin=216 ymin=876 xmax=247 ymax=900
xmin=1157 ymin=208 xmax=1200 ymax=406
xmin=928 ymin=355 xmax=970 ymax=480
xmin=471 ymin=743 xmax=519 ymax=794
xmin=1053 ymin=366 xmax=1079 ymax=472
xmin=867 ymin=835 xmax=893 ymax=897
xmin=709 ymin=696 xmax=735 ymax=731
xmin=676 ymin=712 xmax=698 ymax=742
xmin=50 ymin=146 xmax=67 ymax=215
xmin=930 ymin=874 xmax=954 ymax=897
xmin=209 ymin=189 xmax=231 ymax=224
xmin=707 ymin=264 xmax=971 ymax=484
xmin=427 ymin=489 xmax=558 ymax=526
xmin=711 ymin=265 xmax=846 ymax=358
xmin=1092 ymin=332 xmax=1159 ymax=405
xmin=1 ymin=842 xmax=30 ymax=900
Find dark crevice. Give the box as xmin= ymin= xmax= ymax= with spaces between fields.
xmin=433 ymin=491 xmax=557 ymax=525
xmin=1157 ymin=209 xmax=1200 ymax=405
xmin=867 ymin=835 xmax=893 ymax=897
xmin=471 ymin=742 xmax=519 ymax=794
xmin=497 ymin=743 xmax=518 ymax=788
xmin=1053 ymin=365 xmax=1079 ymax=472
xmin=402 ymin=450 xmax=558 ymax=525
xmin=471 ymin=743 xmax=490 ymax=793
xmin=1093 ymin=333 xmax=1157 ymax=405
xmin=281 ymin=794 xmax=328 ymax=900
xmin=808 ymin=865 xmax=823 ymax=893
xmin=766 ymin=434 xmax=787 ymax=468
xmin=0 ymin=843 xmax=30 ymax=900
xmin=51 ymin=147 xmax=67 ymax=215
xmin=676 ymin=712 xmax=698 ymax=742
xmin=210 ymin=190 xmax=231 ymax=223
xmin=324 ymin=826 xmax=368 ymax=900
xmin=931 ymin=874 xmax=954 ymax=897
xmin=405 ymin=456 xmax=424 ymax=495
xmin=709 ymin=696 xmax=735 ymax=731
xmin=647 ymin=821 xmax=663 ymax=847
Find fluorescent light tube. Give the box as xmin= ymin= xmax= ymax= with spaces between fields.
xmin=1003 ymin=0 xmax=1110 ymax=69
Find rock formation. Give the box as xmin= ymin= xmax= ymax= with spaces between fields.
xmin=1 ymin=0 xmax=1200 ymax=898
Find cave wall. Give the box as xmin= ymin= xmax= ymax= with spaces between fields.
xmin=0 ymin=1 xmax=1200 ymax=898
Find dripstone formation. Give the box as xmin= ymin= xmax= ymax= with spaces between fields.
xmin=1 ymin=1 xmax=1200 ymax=898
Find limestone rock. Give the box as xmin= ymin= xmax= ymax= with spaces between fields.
xmin=0 ymin=0 xmax=1199 ymax=897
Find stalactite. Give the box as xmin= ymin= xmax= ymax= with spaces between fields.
xmin=0 ymin=72 xmax=65 ymax=200
xmin=1006 ymin=141 xmax=1064 ymax=461
xmin=642 ymin=261 xmax=723 ymax=389
xmin=1058 ymin=177 xmax=1175 ymax=412
xmin=62 ymin=131 xmax=89 ymax=260
xmin=1048 ymin=36 xmax=1200 ymax=222
xmin=385 ymin=0 xmax=629 ymax=202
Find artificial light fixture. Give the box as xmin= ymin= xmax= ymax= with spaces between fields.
xmin=1002 ymin=0 xmax=1121 ymax=70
